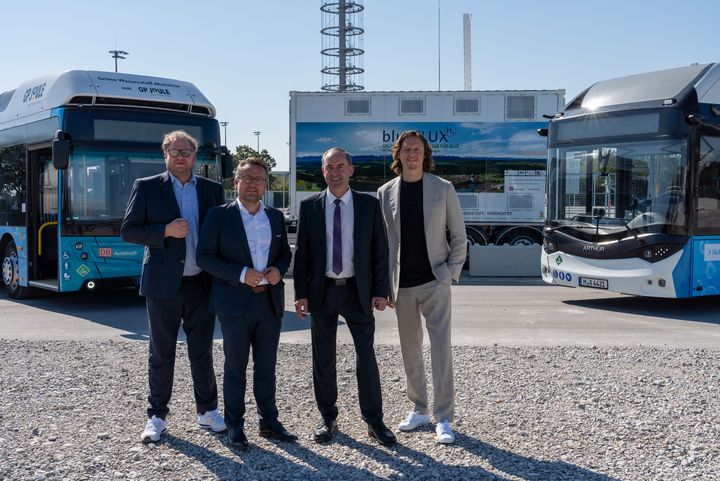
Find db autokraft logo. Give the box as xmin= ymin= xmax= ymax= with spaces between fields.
xmin=98 ymin=248 xmax=112 ymax=257
xmin=583 ymin=245 xmax=605 ymax=253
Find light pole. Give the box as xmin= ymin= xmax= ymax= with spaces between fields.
xmin=253 ymin=131 xmax=261 ymax=154
xmin=220 ymin=121 xmax=229 ymax=146
xmin=108 ymin=50 xmax=129 ymax=72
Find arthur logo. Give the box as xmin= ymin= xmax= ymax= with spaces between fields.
xmin=583 ymin=245 xmax=605 ymax=253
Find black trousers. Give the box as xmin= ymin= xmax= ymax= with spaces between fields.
xmin=219 ymin=290 xmax=281 ymax=430
xmin=311 ymin=278 xmax=384 ymax=424
xmin=145 ymin=275 xmax=218 ymax=419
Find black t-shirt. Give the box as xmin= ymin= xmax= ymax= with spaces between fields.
xmin=399 ymin=178 xmax=436 ymax=288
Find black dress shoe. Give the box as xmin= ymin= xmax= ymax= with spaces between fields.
xmin=258 ymin=419 xmax=298 ymax=443
xmin=313 ymin=419 xmax=338 ymax=443
xmin=227 ymin=427 xmax=249 ymax=451
xmin=367 ymin=422 xmax=397 ymax=447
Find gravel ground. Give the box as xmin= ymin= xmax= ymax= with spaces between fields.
xmin=0 ymin=340 xmax=718 ymax=481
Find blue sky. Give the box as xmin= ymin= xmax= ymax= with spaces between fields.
xmin=1 ymin=0 xmax=718 ymax=170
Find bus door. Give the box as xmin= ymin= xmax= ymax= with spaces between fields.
xmin=27 ymin=145 xmax=59 ymax=290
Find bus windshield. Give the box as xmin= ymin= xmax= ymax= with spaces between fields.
xmin=68 ymin=147 xmax=220 ymax=222
xmin=547 ymin=139 xmax=687 ymax=234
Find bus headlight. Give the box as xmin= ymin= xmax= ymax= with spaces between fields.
xmin=641 ymin=245 xmax=681 ymax=262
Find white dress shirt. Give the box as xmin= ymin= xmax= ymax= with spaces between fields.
xmin=325 ymin=188 xmax=355 ymax=278
xmin=237 ymin=199 xmax=271 ymax=285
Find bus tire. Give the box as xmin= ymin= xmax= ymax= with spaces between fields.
xmin=2 ymin=240 xmax=32 ymax=299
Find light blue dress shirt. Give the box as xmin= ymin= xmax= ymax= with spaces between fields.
xmin=169 ymin=172 xmax=201 ymax=277
xmin=238 ymin=200 xmax=272 ymax=285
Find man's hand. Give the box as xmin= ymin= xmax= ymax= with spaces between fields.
xmin=371 ymin=297 xmax=387 ymax=311
xmin=295 ymin=298 xmax=309 ymax=319
xmin=244 ymin=268 xmax=265 ymax=287
xmin=386 ymin=297 xmax=395 ymax=309
xmin=164 ymin=218 xmax=189 ymax=238
xmin=264 ymin=267 xmax=282 ymax=285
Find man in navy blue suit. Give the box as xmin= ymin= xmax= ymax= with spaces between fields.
xmin=197 ymin=156 xmax=295 ymax=451
xmin=121 ymin=130 xmax=226 ymax=443
xmin=293 ymin=147 xmax=396 ymax=447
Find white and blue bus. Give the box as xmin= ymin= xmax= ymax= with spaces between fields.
xmin=542 ymin=63 xmax=720 ymax=298
xmin=0 ymin=71 xmax=232 ymax=298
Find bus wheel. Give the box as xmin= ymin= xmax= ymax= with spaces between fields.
xmin=2 ymin=241 xmax=31 ymax=299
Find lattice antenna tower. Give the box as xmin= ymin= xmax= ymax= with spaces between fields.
xmin=321 ymin=0 xmax=365 ymax=92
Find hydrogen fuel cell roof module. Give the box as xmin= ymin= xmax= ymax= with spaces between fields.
xmin=566 ymin=63 xmax=720 ymax=114
xmin=0 ymin=70 xmax=217 ymax=130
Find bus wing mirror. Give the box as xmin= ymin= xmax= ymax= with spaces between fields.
xmin=220 ymin=146 xmax=234 ymax=179
xmin=687 ymin=114 xmax=720 ymax=136
xmin=52 ymin=130 xmax=71 ymax=170
xmin=537 ymin=128 xmax=549 ymax=137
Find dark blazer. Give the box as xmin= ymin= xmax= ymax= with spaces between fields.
xmin=196 ymin=200 xmax=291 ymax=318
xmin=293 ymin=189 xmax=389 ymax=315
xmin=120 ymin=172 xmax=225 ymax=300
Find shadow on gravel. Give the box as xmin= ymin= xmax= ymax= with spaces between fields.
xmin=564 ymin=294 xmax=720 ymax=325
xmin=330 ymin=434 xmax=622 ymax=481
xmin=164 ymin=432 xmax=387 ymax=480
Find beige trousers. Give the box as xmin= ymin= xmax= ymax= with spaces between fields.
xmin=395 ymin=279 xmax=454 ymax=422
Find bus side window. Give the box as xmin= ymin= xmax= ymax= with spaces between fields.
xmin=0 ymin=145 xmax=27 ymax=226
xmin=696 ymin=136 xmax=720 ymax=228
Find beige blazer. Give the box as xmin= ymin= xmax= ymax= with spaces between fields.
xmin=377 ymin=173 xmax=467 ymax=302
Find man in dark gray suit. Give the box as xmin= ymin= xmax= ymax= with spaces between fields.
xmin=197 ymin=156 xmax=295 ymax=451
xmin=121 ymin=130 xmax=226 ymax=443
xmin=293 ymin=147 xmax=396 ymax=447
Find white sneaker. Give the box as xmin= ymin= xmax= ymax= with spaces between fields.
xmin=435 ymin=420 xmax=455 ymax=444
xmin=197 ymin=409 xmax=227 ymax=433
xmin=141 ymin=416 xmax=167 ymax=443
xmin=398 ymin=411 xmax=432 ymax=431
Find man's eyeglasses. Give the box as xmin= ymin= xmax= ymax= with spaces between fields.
xmin=166 ymin=149 xmax=195 ymax=158
xmin=238 ymin=175 xmax=267 ymax=185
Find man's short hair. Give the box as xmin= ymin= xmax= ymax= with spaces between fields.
xmin=390 ymin=131 xmax=434 ymax=175
xmin=162 ymin=130 xmax=199 ymax=152
xmin=235 ymin=156 xmax=269 ymax=179
xmin=322 ymin=147 xmax=352 ymax=166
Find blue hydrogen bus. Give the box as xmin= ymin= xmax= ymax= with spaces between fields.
xmin=542 ymin=63 xmax=720 ymax=298
xmin=0 ymin=71 xmax=232 ymax=298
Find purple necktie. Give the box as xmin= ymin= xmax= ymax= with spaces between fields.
xmin=332 ymin=198 xmax=343 ymax=275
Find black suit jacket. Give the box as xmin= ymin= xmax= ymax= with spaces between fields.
xmin=120 ymin=172 xmax=224 ymax=300
xmin=293 ymin=189 xmax=389 ymax=315
xmin=196 ymin=200 xmax=291 ymax=318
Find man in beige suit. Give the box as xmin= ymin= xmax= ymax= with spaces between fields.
xmin=377 ymin=130 xmax=466 ymax=444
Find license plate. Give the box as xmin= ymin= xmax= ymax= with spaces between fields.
xmin=579 ymin=277 xmax=608 ymax=289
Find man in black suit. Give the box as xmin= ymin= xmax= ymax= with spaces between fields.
xmin=121 ymin=130 xmax=226 ymax=443
xmin=293 ymin=147 xmax=396 ymax=447
xmin=197 ymin=156 xmax=296 ymax=451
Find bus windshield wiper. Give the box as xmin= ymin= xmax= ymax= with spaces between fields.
xmin=545 ymin=223 xmax=592 ymax=233
xmin=616 ymin=218 xmax=643 ymax=244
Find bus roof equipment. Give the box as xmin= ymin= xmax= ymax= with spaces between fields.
xmin=0 ymin=70 xmax=216 ymax=129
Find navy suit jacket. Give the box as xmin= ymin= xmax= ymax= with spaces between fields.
xmin=120 ymin=172 xmax=225 ymax=299
xmin=196 ymin=200 xmax=291 ymax=319
xmin=293 ymin=189 xmax=389 ymax=315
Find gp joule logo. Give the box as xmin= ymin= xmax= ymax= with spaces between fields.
xmin=23 ymin=83 xmax=47 ymax=103
xmin=138 ymin=86 xmax=171 ymax=95
xmin=583 ymin=245 xmax=605 ymax=253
